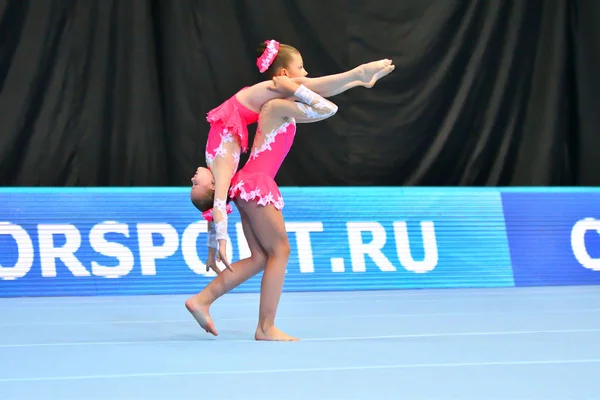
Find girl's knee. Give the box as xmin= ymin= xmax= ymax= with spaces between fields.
xmin=268 ymin=239 xmax=290 ymax=259
xmin=250 ymin=250 xmax=268 ymax=266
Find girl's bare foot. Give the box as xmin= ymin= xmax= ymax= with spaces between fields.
xmin=255 ymin=325 xmax=299 ymax=342
xmin=356 ymin=59 xmax=395 ymax=87
xmin=185 ymin=297 xmax=218 ymax=336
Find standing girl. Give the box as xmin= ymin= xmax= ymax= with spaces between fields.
xmin=187 ymin=41 xmax=394 ymax=340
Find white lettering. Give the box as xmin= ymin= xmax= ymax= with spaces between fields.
xmin=38 ymin=224 xmax=90 ymax=277
xmin=394 ymin=221 xmax=438 ymax=273
xmin=1 ymin=218 xmax=441 ymax=280
xmin=137 ymin=223 xmax=179 ymax=275
xmin=571 ymin=218 xmax=600 ymax=271
xmin=236 ymin=222 xmax=251 ymax=260
xmin=89 ymin=222 xmax=134 ymax=278
xmin=286 ymin=222 xmax=323 ymax=273
xmin=181 ymin=222 xmax=207 ymax=275
xmin=331 ymin=258 xmax=345 ymax=273
xmin=346 ymin=222 xmax=396 ymax=272
xmin=0 ymin=223 xmax=34 ymax=280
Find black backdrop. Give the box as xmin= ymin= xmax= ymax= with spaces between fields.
xmin=0 ymin=0 xmax=598 ymax=187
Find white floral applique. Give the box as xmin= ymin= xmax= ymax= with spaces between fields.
xmin=206 ymin=128 xmax=241 ymax=170
xmin=250 ymin=121 xmax=293 ymax=160
xmin=213 ymin=198 xmax=229 ymax=241
xmin=258 ymin=41 xmax=279 ymax=73
xmin=207 ymin=221 xmax=218 ymax=248
xmin=233 ymin=183 xmax=284 ymax=210
xmin=205 ymin=150 xmax=215 ymax=167
xmin=221 ymin=129 xmax=234 ymax=143
xmin=293 ymin=85 xmax=338 ymax=119
xmin=214 ymin=146 xmax=228 ymax=158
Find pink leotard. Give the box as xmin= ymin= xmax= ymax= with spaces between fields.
xmin=205 ymin=84 xmax=338 ymax=248
xmin=229 ymin=85 xmax=338 ymax=209
xmin=205 ymin=88 xmax=259 ymax=171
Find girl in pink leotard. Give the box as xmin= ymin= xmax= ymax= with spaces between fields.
xmin=187 ymin=40 xmax=395 ymax=340
xmin=230 ymin=78 xmax=340 ymax=341
xmin=229 ymin=81 xmax=336 ymax=209
xmin=190 ymin=40 xmax=395 ymax=270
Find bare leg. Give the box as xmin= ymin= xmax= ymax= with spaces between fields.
xmin=236 ymin=200 xmax=298 ymax=342
xmin=237 ymin=60 xmax=394 ymax=110
xmin=295 ymin=59 xmax=395 ymax=96
xmin=185 ymin=206 xmax=267 ymax=336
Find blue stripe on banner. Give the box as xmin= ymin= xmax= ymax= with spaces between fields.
xmin=0 ymin=188 xmax=514 ymax=297
xmin=0 ymin=186 xmax=599 ymax=194
xmin=500 ymin=191 xmax=600 ymax=287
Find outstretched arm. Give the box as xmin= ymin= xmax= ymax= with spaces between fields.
xmin=295 ymin=60 xmax=394 ymax=97
xmin=291 ymin=74 xmax=361 ymax=98
xmin=292 ymin=75 xmax=361 ymax=98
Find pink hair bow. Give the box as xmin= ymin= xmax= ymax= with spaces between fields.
xmin=202 ymin=203 xmax=234 ymax=222
xmin=257 ymin=40 xmax=280 ymax=73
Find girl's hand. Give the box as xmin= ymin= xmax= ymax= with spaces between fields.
xmin=267 ymin=76 xmax=300 ymax=96
xmin=216 ymin=240 xmax=233 ymax=272
xmin=205 ymin=247 xmax=221 ymax=275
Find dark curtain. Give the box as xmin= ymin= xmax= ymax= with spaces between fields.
xmin=0 ymin=0 xmax=598 ymax=187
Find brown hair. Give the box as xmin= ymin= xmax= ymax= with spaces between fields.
xmin=190 ymin=187 xmax=214 ymax=213
xmin=256 ymin=41 xmax=300 ymax=78
xmin=190 ymin=187 xmax=233 ymax=214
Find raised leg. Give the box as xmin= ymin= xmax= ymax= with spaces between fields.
xmin=236 ymin=59 xmax=395 ymax=111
